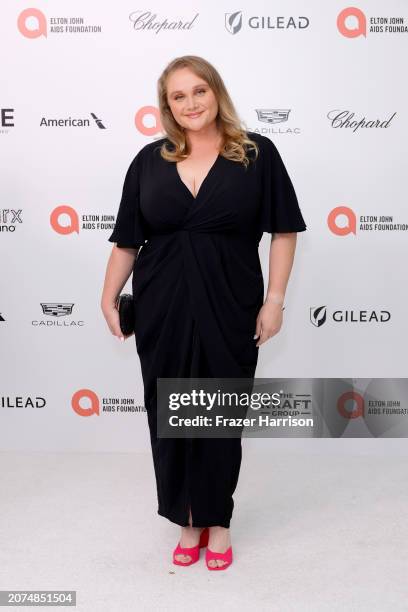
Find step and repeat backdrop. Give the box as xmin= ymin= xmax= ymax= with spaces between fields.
xmin=1 ymin=1 xmax=407 ymax=451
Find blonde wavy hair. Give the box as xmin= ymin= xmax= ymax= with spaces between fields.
xmin=157 ymin=55 xmax=259 ymax=168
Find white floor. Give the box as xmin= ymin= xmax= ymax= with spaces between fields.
xmin=1 ymin=447 xmax=407 ymax=612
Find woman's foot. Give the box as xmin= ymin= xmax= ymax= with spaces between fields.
xmin=207 ymin=526 xmax=231 ymax=568
xmin=174 ymin=508 xmax=207 ymax=564
xmin=174 ymin=526 xmax=207 ymax=563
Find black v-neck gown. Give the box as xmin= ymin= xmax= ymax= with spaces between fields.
xmin=108 ymin=131 xmax=307 ymax=528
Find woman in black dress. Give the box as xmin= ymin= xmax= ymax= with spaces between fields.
xmin=101 ymin=55 xmax=307 ymax=570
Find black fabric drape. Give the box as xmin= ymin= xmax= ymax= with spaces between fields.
xmin=108 ymin=131 xmax=307 ymax=527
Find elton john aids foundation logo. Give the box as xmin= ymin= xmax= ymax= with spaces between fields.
xmin=50 ymin=206 xmax=79 ymax=235
xmin=337 ymin=391 xmax=364 ymax=419
xmin=327 ymin=207 xmax=408 ymax=235
xmin=17 ymin=8 xmax=48 ymax=38
xmin=72 ymin=389 xmax=100 ymax=417
xmin=17 ymin=7 xmax=102 ymax=38
xmin=337 ymin=7 xmax=367 ymax=37
xmin=337 ymin=6 xmax=408 ymax=38
xmin=50 ymin=205 xmax=116 ymax=236
xmin=71 ymin=390 xmax=145 ymax=416
xmin=327 ymin=206 xmax=356 ymax=236
xmin=135 ymin=106 xmax=163 ymax=136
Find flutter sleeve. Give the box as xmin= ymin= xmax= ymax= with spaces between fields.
xmin=108 ymin=151 xmax=149 ymax=248
xmin=258 ymin=136 xmax=307 ymax=234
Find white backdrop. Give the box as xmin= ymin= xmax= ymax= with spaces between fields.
xmin=1 ymin=0 xmax=407 ymax=452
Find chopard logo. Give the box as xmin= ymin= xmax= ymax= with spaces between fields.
xmin=327 ymin=110 xmax=397 ymax=132
xmin=128 ymin=11 xmax=199 ymax=33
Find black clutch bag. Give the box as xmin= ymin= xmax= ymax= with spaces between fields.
xmin=115 ymin=293 xmax=135 ymax=336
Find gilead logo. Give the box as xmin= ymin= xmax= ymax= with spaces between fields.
xmin=17 ymin=8 xmax=47 ymax=38
xmin=337 ymin=7 xmax=366 ymax=38
xmin=327 ymin=206 xmax=356 ymax=235
xmin=72 ymin=389 xmax=99 ymax=417
xmin=50 ymin=205 xmax=79 ymax=235
xmin=337 ymin=391 xmax=364 ymax=419
xmin=135 ymin=106 xmax=163 ymax=136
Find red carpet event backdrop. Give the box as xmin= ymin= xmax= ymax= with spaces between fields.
xmin=1 ymin=1 xmax=407 ymax=450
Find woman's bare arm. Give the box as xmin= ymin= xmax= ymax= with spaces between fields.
xmin=265 ymin=232 xmax=297 ymax=305
xmin=101 ymin=244 xmax=139 ymax=340
xmin=254 ymin=233 xmax=298 ymax=347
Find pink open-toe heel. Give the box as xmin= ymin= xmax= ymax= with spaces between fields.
xmin=173 ymin=527 xmax=209 ymax=566
xmin=205 ymin=545 xmax=233 ymax=571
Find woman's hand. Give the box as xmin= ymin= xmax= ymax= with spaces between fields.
xmin=101 ymin=300 xmax=134 ymax=341
xmin=101 ymin=244 xmax=138 ymax=341
xmin=254 ymin=302 xmax=284 ymax=347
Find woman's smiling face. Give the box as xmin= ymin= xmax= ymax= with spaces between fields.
xmin=166 ymin=67 xmax=219 ymax=133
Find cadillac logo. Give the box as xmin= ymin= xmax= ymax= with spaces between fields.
xmin=40 ymin=303 xmax=75 ymax=317
xmin=255 ymin=109 xmax=291 ymax=124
